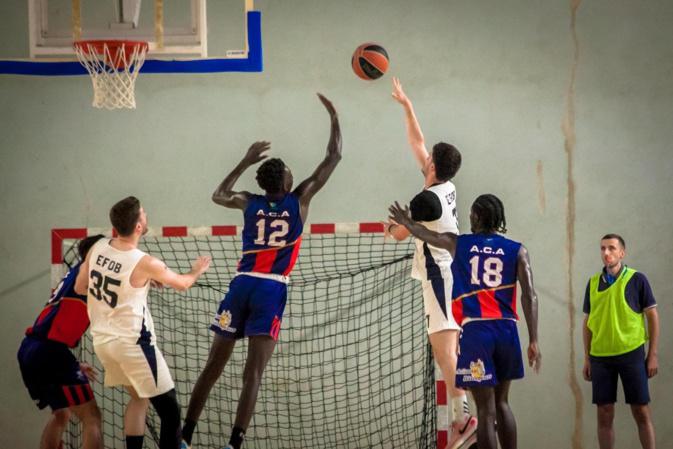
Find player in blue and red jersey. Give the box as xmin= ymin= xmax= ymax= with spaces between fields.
xmin=181 ymin=93 xmax=342 ymax=449
xmin=18 ymin=234 xmax=104 ymax=449
xmin=389 ymin=194 xmax=541 ymax=449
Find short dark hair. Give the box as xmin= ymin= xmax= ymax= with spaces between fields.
xmin=472 ymin=194 xmax=507 ymax=234
xmin=77 ymin=234 xmax=105 ymax=260
xmin=601 ymin=233 xmax=625 ymax=249
xmin=110 ymin=196 xmax=141 ymax=236
xmin=432 ymin=142 xmax=462 ymax=181
xmin=256 ymin=158 xmax=286 ymax=194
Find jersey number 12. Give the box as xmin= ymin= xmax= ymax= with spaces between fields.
xmin=254 ymin=219 xmax=289 ymax=246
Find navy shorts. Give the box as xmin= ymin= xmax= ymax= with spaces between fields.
xmin=456 ymin=320 xmax=524 ymax=388
xmin=17 ymin=336 xmax=93 ymax=410
xmin=590 ymin=345 xmax=650 ymax=405
xmin=210 ymin=274 xmax=287 ymax=340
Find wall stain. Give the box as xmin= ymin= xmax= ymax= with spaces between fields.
xmin=536 ymin=160 xmax=546 ymax=215
xmin=561 ymin=1 xmax=584 ymax=448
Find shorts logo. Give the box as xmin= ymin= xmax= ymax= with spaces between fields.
xmin=470 ymin=359 xmax=486 ymax=381
xmin=217 ymin=310 xmax=236 ymax=332
xmin=457 ymin=359 xmax=493 ymax=383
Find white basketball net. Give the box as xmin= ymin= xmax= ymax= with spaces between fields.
xmin=74 ymin=41 xmax=148 ymax=110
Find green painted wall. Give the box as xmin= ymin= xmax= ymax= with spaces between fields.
xmin=1 ymin=1 xmax=671 ymax=448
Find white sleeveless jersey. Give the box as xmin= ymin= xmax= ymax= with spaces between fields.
xmin=411 ymin=180 xmax=460 ymax=280
xmin=87 ymin=239 xmax=154 ymax=346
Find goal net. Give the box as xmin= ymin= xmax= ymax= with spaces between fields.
xmin=56 ymin=224 xmax=437 ymax=449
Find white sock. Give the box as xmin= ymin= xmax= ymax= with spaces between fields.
xmin=451 ymin=394 xmax=470 ymax=422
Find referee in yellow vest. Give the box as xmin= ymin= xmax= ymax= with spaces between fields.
xmin=582 ymin=234 xmax=659 ymax=449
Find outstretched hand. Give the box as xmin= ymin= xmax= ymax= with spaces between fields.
xmin=192 ymin=255 xmax=212 ymax=276
xmin=391 ymin=77 xmax=410 ymax=105
xmin=243 ymin=141 xmax=271 ymax=165
xmin=317 ymin=93 xmax=338 ymax=119
xmin=388 ymin=202 xmax=412 ymax=227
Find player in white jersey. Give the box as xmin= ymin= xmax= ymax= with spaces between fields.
xmin=75 ymin=196 xmax=211 ymax=449
xmin=388 ymin=77 xmax=476 ymax=449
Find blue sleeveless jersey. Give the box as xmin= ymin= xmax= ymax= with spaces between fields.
xmin=25 ymin=263 xmax=90 ymax=348
xmin=451 ymin=234 xmax=521 ymax=325
xmin=238 ymin=193 xmax=304 ymax=276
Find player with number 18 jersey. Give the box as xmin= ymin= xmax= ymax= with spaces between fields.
xmin=451 ymin=233 xmax=525 ymax=388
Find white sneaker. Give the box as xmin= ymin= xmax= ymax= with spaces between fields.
xmin=446 ymin=414 xmax=478 ymax=449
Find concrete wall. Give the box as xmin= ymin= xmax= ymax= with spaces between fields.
xmin=1 ymin=1 xmax=671 ymax=447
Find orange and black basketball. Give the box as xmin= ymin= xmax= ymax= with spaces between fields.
xmin=351 ymin=43 xmax=389 ymax=80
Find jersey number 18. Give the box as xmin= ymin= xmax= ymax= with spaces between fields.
xmin=469 ymin=256 xmax=504 ymax=288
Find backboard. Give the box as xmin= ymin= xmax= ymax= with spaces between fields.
xmin=0 ymin=0 xmax=262 ymax=74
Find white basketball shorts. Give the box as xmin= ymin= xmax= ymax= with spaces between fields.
xmin=421 ymin=278 xmax=460 ymax=334
xmin=94 ymin=339 xmax=175 ymax=398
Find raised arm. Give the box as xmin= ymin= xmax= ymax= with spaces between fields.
xmin=516 ymin=245 xmax=541 ymax=373
xmin=138 ymin=255 xmax=211 ymax=292
xmin=212 ymin=141 xmax=271 ymax=210
xmin=391 ymin=77 xmax=430 ymax=173
xmin=293 ymin=93 xmax=342 ymax=222
xmin=387 ymin=202 xmax=456 ymax=255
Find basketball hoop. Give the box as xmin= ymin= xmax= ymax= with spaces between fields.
xmin=74 ymin=40 xmax=148 ymax=110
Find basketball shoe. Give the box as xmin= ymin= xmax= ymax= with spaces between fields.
xmin=446 ymin=414 xmax=478 ymax=449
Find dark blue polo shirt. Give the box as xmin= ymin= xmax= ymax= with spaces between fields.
xmin=583 ymin=265 xmax=656 ymax=314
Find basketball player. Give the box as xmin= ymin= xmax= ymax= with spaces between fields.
xmin=180 ymin=93 xmax=341 ymax=449
xmin=388 ymin=195 xmax=541 ymax=449
xmin=388 ymin=77 xmax=476 ymax=448
xmin=18 ymin=235 xmax=105 ymax=449
xmin=74 ymin=196 xmax=211 ymax=449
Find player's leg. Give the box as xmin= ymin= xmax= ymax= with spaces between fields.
xmin=182 ymin=334 xmax=236 ymax=445
xmin=470 ymin=386 xmax=497 ymax=449
xmin=40 ymin=409 xmax=70 ymax=449
xmin=149 ymin=388 xmax=182 ymax=449
xmin=630 ymin=405 xmax=655 ymax=449
xmin=183 ymin=276 xmax=247 ymax=447
xmin=428 ymin=329 xmax=467 ymax=411
xmin=228 ymin=335 xmax=277 ymax=449
xmin=124 ymin=385 xmax=149 ymax=449
xmin=493 ymin=380 xmax=515 ymax=449
xmin=423 ymin=279 xmax=474 ymax=449
xmin=620 ymin=346 xmax=654 ymax=449
xmin=69 ymin=400 xmax=103 ymax=449
xmin=490 ymin=320 xmax=525 ymax=449
xmin=224 ymin=278 xmax=287 ymax=449
xmin=597 ymin=404 xmax=615 ymax=449
xmin=589 ymin=355 xmax=618 ymax=449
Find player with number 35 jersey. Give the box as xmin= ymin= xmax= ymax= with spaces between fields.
xmin=75 ymin=196 xmax=211 ymax=449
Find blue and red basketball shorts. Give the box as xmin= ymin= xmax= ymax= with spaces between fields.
xmin=456 ymin=319 xmax=524 ymax=388
xmin=210 ymin=274 xmax=287 ymax=341
xmin=17 ymin=336 xmax=93 ymax=410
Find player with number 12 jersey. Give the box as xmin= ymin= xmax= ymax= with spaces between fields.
xmin=180 ymin=94 xmax=342 ymax=449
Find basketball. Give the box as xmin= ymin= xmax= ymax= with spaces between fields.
xmin=351 ymin=43 xmax=389 ymax=80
